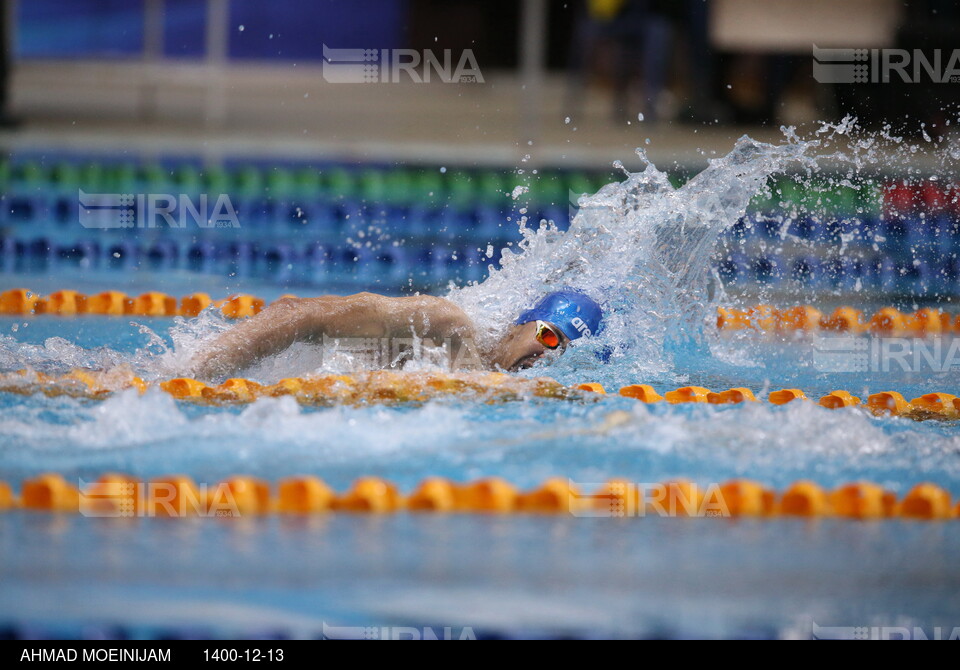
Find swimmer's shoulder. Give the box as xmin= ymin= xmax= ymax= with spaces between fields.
xmin=391 ymin=293 xmax=476 ymax=336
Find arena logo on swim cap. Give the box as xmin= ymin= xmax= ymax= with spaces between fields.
xmin=322 ymin=45 xmax=484 ymax=84
xmin=571 ymin=317 xmax=591 ymax=337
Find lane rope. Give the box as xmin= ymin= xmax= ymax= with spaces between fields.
xmin=0 ymin=369 xmax=958 ymax=420
xmin=3 ymin=289 xmax=959 ymax=337
xmin=0 ymin=473 xmax=955 ymax=520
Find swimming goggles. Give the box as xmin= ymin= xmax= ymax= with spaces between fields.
xmin=535 ymin=320 xmax=564 ymax=350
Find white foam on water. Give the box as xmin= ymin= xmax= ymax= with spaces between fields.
xmin=448 ymin=133 xmax=819 ymax=384
xmin=1 ymin=384 xmax=958 ymax=489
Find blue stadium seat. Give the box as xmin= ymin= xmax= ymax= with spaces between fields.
xmin=187 ymin=241 xmax=219 ymax=274
xmin=226 ymin=241 xmax=258 ymax=277
xmin=791 ymin=256 xmax=821 ymax=287
xmin=865 ymin=255 xmax=897 ymax=292
xmin=262 ymin=243 xmax=300 ymax=281
xmin=752 ymin=255 xmax=782 ymax=284
xmin=145 ymin=239 xmax=180 ymax=270
xmin=717 ymin=253 xmax=749 ymax=285
xmin=106 ymin=240 xmax=139 ymax=270
xmin=56 ymin=240 xmax=100 ymax=267
xmin=306 ymin=242 xmax=333 ymax=283
xmin=788 ymin=217 xmax=823 ymax=242
xmin=373 ymin=246 xmax=409 ymax=281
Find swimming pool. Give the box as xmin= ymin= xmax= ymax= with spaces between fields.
xmin=2 ymin=129 xmax=960 ymax=639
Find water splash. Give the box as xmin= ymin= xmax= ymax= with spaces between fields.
xmin=449 ymin=133 xmax=818 ymax=384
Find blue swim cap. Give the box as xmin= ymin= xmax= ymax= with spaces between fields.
xmin=515 ymin=289 xmax=603 ymax=341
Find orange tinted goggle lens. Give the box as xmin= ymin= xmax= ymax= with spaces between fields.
xmin=536 ymin=321 xmax=562 ymax=349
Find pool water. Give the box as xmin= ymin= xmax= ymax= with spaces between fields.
xmin=2 ymin=127 xmax=960 ymax=638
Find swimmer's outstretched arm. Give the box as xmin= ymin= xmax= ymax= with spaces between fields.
xmin=188 ymin=293 xmax=475 ymax=380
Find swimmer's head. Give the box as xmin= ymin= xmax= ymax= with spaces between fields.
xmin=491 ymin=289 xmax=603 ymax=371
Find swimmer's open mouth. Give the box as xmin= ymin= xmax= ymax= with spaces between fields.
xmin=510 ymin=354 xmax=541 ymax=371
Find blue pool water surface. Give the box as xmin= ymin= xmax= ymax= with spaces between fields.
xmin=3 ymin=132 xmax=960 ymax=638
xmin=2 ymin=305 xmax=960 ymax=638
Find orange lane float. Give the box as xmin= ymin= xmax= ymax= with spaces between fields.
xmin=707 ymin=388 xmax=757 ymax=404
xmin=866 ymin=391 xmax=912 ymax=416
xmin=818 ymin=390 xmax=862 ymax=409
xmin=776 ymin=306 xmax=822 ymax=334
xmin=36 ymin=290 xmax=86 ymax=316
xmin=217 ymin=294 xmax=265 ymax=319
xmin=830 ymin=482 xmax=896 ymax=520
xmin=87 ymin=291 xmax=129 ymax=315
xmin=0 ymin=289 xmax=40 ymax=314
xmin=407 ymin=477 xmax=457 ymax=512
xmin=819 ymin=307 xmax=865 ymax=334
xmin=21 ymin=473 xmax=80 ymax=512
xmin=768 ymin=389 xmax=807 ymax=405
xmin=909 ymin=393 xmax=958 ymax=419
xmin=179 ymin=293 xmax=213 ymax=317
xmin=898 ymin=483 xmax=954 ymax=520
xmin=207 ymin=476 xmax=271 ymax=516
xmin=276 ymin=476 xmax=335 ymax=514
xmin=334 ymin=477 xmax=404 ymax=513
xmin=0 ymin=481 xmax=15 ymax=510
xmin=868 ymin=307 xmax=908 ymax=337
xmin=453 ymin=478 xmax=519 ymax=513
xmin=779 ymin=481 xmax=830 ymax=517
xmin=618 ymin=384 xmax=663 ymax=402
xmin=516 ymin=477 xmax=583 ymax=514
xmin=129 ymin=292 xmax=178 ymax=317
xmin=664 ymin=386 xmax=711 ymax=404
xmin=716 ymin=480 xmax=776 ymax=517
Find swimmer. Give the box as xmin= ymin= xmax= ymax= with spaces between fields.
xmin=189 ymin=289 xmax=602 ymax=380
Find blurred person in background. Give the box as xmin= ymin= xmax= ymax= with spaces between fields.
xmin=678 ymin=0 xmax=732 ymax=124
xmin=0 ymin=5 xmax=17 ymax=128
xmin=567 ymin=0 xmax=682 ymax=123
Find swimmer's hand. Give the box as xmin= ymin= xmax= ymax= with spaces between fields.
xmin=188 ymin=293 xmax=475 ymax=380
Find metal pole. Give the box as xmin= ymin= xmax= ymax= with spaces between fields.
xmin=205 ymin=0 xmax=229 ymax=127
xmin=7 ymin=0 xmax=18 ymax=58
xmin=519 ymin=0 xmax=547 ymax=153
